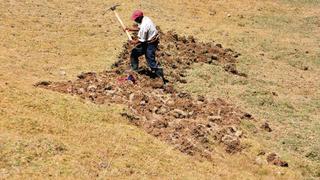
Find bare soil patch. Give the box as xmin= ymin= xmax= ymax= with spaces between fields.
xmin=36 ymin=30 xmax=254 ymax=159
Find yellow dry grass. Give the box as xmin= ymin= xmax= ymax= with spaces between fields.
xmin=0 ymin=0 xmax=319 ymax=179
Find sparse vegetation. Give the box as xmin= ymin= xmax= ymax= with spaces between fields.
xmin=0 ymin=0 xmax=319 ymax=179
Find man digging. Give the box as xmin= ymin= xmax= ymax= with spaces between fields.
xmin=125 ymin=10 xmax=167 ymax=85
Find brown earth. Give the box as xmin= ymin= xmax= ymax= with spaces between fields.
xmin=267 ymin=153 xmax=289 ymax=167
xmin=36 ymin=30 xmax=254 ymax=159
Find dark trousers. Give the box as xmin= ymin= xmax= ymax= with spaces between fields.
xmin=130 ymin=42 xmax=159 ymax=71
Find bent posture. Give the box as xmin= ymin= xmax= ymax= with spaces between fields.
xmin=126 ymin=10 xmax=166 ymax=84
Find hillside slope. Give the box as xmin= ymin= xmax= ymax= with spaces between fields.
xmin=1 ymin=0 xmax=319 ymax=179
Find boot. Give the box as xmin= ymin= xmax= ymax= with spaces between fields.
xmin=154 ymin=68 xmax=168 ymax=84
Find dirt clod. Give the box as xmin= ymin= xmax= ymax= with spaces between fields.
xmin=267 ymin=153 xmax=289 ymax=167
xmin=221 ymin=135 xmax=242 ymax=154
xmin=261 ymin=122 xmax=272 ymax=132
xmin=35 ymin=81 xmax=51 ymax=86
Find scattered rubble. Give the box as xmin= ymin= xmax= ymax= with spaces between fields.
xmin=36 ymin=30 xmax=254 ymax=159
xmin=113 ymin=29 xmax=247 ymax=80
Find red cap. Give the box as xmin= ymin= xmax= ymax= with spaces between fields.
xmin=131 ymin=10 xmax=143 ymax=20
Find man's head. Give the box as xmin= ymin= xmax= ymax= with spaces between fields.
xmin=131 ymin=10 xmax=143 ymax=23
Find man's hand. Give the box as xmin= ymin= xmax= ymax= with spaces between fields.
xmin=129 ymin=39 xmax=140 ymax=45
xmin=124 ymin=27 xmax=131 ymax=32
xmin=125 ymin=26 xmax=139 ymax=32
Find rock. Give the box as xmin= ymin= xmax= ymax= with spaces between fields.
xmin=206 ymin=58 xmax=213 ymax=64
xmin=121 ymin=112 xmax=140 ymax=121
xmin=206 ymin=122 xmax=219 ymax=132
xmin=211 ymin=54 xmax=218 ymax=60
xmin=156 ymin=106 xmax=168 ymax=114
xmin=178 ymin=79 xmax=187 ymax=84
xmin=152 ymin=107 xmax=158 ymax=113
xmin=99 ymin=162 xmax=108 ymax=169
xmin=35 ymin=81 xmax=51 ymax=86
xmin=229 ymin=126 xmax=237 ymax=133
xmin=235 ymin=130 xmax=243 ymax=137
xmin=179 ymin=73 xmax=186 ymax=77
xmin=303 ymin=66 xmax=309 ymax=71
xmin=77 ymin=72 xmax=96 ymax=79
xmin=197 ymin=95 xmax=205 ymax=102
xmin=172 ymin=109 xmax=188 ymax=118
xmin=216 ymin=44 xmax=222 ymax=48
xmin=257 ymin=150 xmax=266 ymax=156
xmin=224 ymin=63 xmax=238 ymax=74
xmin=67 ymin=87 xmax=72 ymax=93
xmin=225 ymin=48 xmax=233 ymax=52
xmin=105 ymin=90 xmax=116 ymax=95
xmin=171 ymin=64 xmax=177 ymax=69
xmin=241 ymin=112 xmax=253 ymax=119
xmin=261 ymin=122 xmax=272 ymax=132
xmin=152 ymin=120 xmax=168 ymax=128
xmin=187 ymin=35 xmax=196 ymax=43
xmin=104 ymin=85 xmax=112 ymax=91
xmin=78 ymin=88 xmax=85 ymax=94
xmin=140 ymin=101 xmax=146 ymax=106
xmin=201 ymin=49 xmax=208 ymax=54
xmin=267 ymin=153 xmax=289 ymax=167
xmin=87 ymin=85 xmax=97 ymax=92
xmin=172 ymin=33 xmax=179 ymax=41
xmin=208 ymin=116 xmax=222 ymax=122
xmin=234 ymin=53 xmax=241 ymax=58
xmin=177 ymin=92 xmax=191 ymax=99
xmin=221 ymin=135 xmax=242 ymax=153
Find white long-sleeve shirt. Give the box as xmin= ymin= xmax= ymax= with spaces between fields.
xmin=138 ymin=16 xmax=158 ymax=42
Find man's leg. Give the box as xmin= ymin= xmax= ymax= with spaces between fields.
xmin=130 ymin=44 xmax=145 ymax=71
xmin=145 ymin=43 xmax=166 ymax=83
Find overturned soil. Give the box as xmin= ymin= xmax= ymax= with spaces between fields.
xmin=36 ymin=30 xmax=254 ymax=159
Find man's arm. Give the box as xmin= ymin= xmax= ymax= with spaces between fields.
xmin=125 ymin=25 xmax=139 ymax=32
xmin=129 ymin=39 xmax=140 ymax=45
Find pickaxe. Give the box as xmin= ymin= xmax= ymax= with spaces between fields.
xmin=105 ymin=4 xmax=132 ymax=41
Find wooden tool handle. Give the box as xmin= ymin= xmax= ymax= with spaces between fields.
xmin=113 ymin=11 xmax=132 ymax=41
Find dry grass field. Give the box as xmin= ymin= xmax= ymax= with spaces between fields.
xmin=0 ymin=0 xmax=319 ymax=179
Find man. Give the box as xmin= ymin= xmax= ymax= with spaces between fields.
xmin=125 ymin=10 xmax=166 ymax=84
